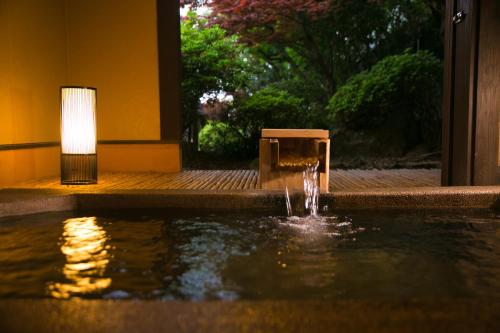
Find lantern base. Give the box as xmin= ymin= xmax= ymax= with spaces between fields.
xmin=61 ymin=154 xmax=97 ymax=185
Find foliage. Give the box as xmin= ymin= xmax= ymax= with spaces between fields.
xmin=232 ymin=86 xmax=307 ymax=154
xmin=326 ymin=50 xmax=442 ymax=149
xmin=206 ymin=0 xmax=444 ymax=96
xmin=181 ymin=11 xmax=250 ymax=146
xmin=198 ymin=121 xmax=245 ymax=155
xmin=207 ymin=0 xmax=374 ymax=96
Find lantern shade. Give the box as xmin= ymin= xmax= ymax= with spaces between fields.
xmin=60 ymin=87 xmax=97 ymax=184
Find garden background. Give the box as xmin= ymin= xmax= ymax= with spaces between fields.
xmin=179 ymin=0 xmax=444 ymax=169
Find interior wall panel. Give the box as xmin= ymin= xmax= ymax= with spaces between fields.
xmin=0 ymin=0 xmax=67 ymax=145
xmin=64 ymin=0 xmax=161 ymax=141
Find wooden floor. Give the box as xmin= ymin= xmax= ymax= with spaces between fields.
xmin=13 ymin=169 xmax=441 ymax=192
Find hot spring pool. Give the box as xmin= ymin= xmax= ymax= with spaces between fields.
xmin=0 ymin=209 xmax=499 ymax=301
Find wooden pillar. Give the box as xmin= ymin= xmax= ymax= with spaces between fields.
xmin=442 ymin=0 xmax=500 ymax=185
xmin=473 ymin=0 xmax=500 ymax=185
xmin=157 ymin=0 xmax=182 ymax=142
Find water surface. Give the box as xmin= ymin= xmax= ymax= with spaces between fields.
xmin=0 ymin=209 xmax=499 ymax=301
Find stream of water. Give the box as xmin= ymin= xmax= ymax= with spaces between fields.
xmin=303 ymin=161 xmax=320 ymax=216
xmin=284 ymin=161 xmax=320 ymax=217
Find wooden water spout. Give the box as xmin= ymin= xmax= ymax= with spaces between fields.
xmin=259 ymin=129 xmax=330 ymax=193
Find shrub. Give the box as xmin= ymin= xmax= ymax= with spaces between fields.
xmin=233 ymin=86 xmax=308 ymax=154
xmin=326 ymin=50 xmax=442 ymax=150
xmin=198 ymin=121 xmax=245 ymax=156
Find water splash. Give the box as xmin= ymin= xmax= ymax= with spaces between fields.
xmin=303 ymin=161 xmax=320 ymax=216
xmin=279 ymin=215 xmax=363 ymax=238
xmin=279 ymin=161 xmax=364 ymax=238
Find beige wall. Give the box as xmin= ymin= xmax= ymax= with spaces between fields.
xmin=0 ymin=143 xmax=181 ymax=187
xmin=0 ymin=0 xmax=163 ymax=144
xmin=0 ymin=147 xmax=60 ymax=186
xmin=65 ymin=0 xmax=161 ymax=141
xmin=0 ymin=0 xmax=180 ymax=187
xmin=0 ymin=0 xmax=67 ymax=145
xmin=99 ymin=144 xmax=180 ymax=173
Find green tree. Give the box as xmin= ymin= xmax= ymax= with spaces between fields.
xmin=181 ymin=11 xmax=250 ymax=150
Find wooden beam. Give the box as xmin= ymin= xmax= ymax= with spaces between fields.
xmin=261 ymin=129 xmax=329 ymax=139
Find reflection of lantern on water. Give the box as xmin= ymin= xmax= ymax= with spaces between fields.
xmin=48 ymin=217 xmax=111 ymax=299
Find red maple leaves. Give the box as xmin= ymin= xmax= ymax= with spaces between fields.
xmin=208 ymin=0 xmax=334 ymax=43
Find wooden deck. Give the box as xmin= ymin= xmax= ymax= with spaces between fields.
xmin=13 ymin=169 xmax=441 ymax=192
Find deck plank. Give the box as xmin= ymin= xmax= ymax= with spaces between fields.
xmin=9 ymin=169 xmax=441 ymax=192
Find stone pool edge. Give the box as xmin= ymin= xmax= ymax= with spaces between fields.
xmin=1 ymin=298 xmax=499 ymax=333
xmin=1 ymin=186 xmax=500 ymax=218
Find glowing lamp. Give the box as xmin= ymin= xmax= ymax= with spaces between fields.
xmin=60 ymin=87 xmax=97 ymax=184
